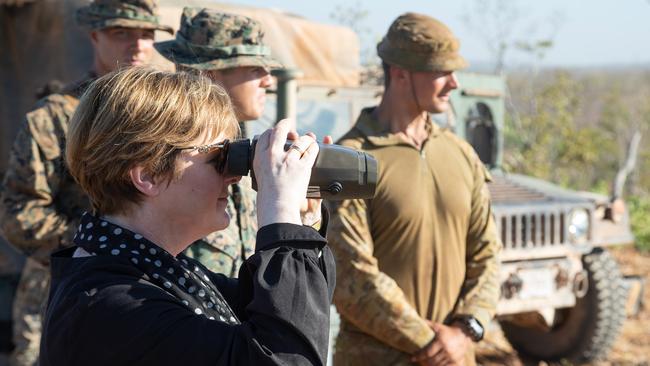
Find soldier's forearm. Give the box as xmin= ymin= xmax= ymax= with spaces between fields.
xmin=335 ymin=277 xmax=435 ymax=354
xmin=453 ymin=253 xmax=500 ymax=328
xmin=461 ymin=200 xmax=502 ymax=325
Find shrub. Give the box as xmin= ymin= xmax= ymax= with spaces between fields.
xmin=628 ymin=195 xmax=650 ymax=252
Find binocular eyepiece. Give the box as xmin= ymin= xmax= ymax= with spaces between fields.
xmin=219 ymin=138 xmax=378 ymax=200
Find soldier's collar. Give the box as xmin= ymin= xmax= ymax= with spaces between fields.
xmin=63 ymin=71 xmax=99 ymax=98
xmin=354 ymin=107 xmax=441 ymax=147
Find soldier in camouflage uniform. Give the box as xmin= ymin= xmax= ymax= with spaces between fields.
xmin=156 ymin=8 xmax=282 ymax=276
xmin=328 ymin=13 xmax=502 ymax=366
xmin=0 ymin=1 xmax=172 ymax=364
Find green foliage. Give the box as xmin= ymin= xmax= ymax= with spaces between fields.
xmin=636 ymin=148 xmax=650 ymax=196
xmin=628 ymin=196 xmax=650 ymax=252
xmin=503 ymin=71 xmax=616 ymax=191
xmin=514 ymin=39 xmax=554 ymax=61
xmin=329 ymin=1 xmax=375 ymax=66
xmin=504 ymin=69 xmax=650 ymax=251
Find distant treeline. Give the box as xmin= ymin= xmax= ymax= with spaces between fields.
xmin=504 ymin=69 xmax=650 ymax=250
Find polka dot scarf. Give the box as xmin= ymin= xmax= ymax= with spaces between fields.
xmin=73 ymin=212 xmax=240 ymax=324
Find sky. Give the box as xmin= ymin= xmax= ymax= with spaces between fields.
xmin=227 ymin=0 xmax=650 ymax=70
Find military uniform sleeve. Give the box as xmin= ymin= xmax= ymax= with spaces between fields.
xmin=328 ymin=198 xmax=434 ymax=354
xmin=452 ymin=155 xmax=502 ymax=329
xmin=0 ymin=107 xmax=75 ymax=262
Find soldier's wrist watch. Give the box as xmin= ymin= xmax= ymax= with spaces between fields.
xmin=452 ymin=315 xmax=484 ymax=342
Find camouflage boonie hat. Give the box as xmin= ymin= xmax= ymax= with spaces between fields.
xmin=76 ymin=0 xmax=174 ymax=34
xmin=154 ymin=7 xmax=282 ymax=71
xmin=377 ymin=12 xmax=467 ymax=72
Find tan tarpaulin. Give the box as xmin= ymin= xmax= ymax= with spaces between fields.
xmin=158 ymin=1 xmax=361 ymax=87
xmin=0 ymin=0 xmax=361 ymax=174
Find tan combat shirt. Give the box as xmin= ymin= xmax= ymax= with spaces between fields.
xmin=329 ymin=107 xmax=502 ymax=356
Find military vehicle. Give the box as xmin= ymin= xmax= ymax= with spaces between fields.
xmin=447 ymin=73 xmax=639 ymax=363
xmin=255 ymin=72 xmax=640 ymax=365
xmin=0 ymin=1 xmax=641 ymax=364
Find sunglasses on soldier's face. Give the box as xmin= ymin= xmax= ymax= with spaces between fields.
xmin=178 ymin=140 xmax=230 ymax=174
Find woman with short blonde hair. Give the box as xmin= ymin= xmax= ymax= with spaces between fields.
xmin=41 ymin=67 xmax=335 ymax=366
xmin=66 ymin=66 xmax=239 ymax=215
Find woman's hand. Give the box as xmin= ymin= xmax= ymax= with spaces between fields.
xmin=253 ymin=119 xmax=320 ymax=227
xmin=295 ymin=133 xmax=333 ymax=227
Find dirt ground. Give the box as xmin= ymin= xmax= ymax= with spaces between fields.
xmin=476 ymin=246 xmax=650 ymax=366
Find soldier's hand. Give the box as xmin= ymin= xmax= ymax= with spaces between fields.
xmin=411 ymin=322 xmax=470 ymax=366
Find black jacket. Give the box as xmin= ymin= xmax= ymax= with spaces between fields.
xmin=40 ymin=223 xmax=335 ymax=366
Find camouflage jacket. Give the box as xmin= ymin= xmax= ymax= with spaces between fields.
xmin=328 ymin=108 xmax=502 ymax=357
xmin=184 ymin=176 xmax=257 ymax=277
xmin=0 ymin=75 xmax=94 ymax=265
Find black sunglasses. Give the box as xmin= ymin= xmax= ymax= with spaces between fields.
xmin=178 ymin=140 xmax=230 ymax=174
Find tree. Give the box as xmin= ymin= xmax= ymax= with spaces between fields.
xmin=503 ymin=71 xmax=617 ymax=190
xmin=329 ymin=1 xmax=384 ymax=85
xmin=461 ymin=0 xmax=563 ymax=74
xmin=329 ymin=1 xmax=375 ymax=66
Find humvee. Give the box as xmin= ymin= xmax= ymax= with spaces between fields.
xmin=253 ymin=72 xmax=639 ymax=365
xmin=446 ymin=73 xmax=638 ymax=363
xmin=0 ymin=1 xmax=641 ymax=364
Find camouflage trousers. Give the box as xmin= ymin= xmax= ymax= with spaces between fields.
xmin=10 ymin=257 xmax=49 ymax=366
xmin=333 ymin=323 xmax=476 ymax=366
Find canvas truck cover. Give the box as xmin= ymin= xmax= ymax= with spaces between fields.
xmin=157 ymin=1 xmax=361 ymax=87
xmin=0 ymin=0 xmax=361 ymax=175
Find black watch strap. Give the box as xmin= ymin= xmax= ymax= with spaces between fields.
xmin=453 ymin=315 xmax=484 ymax=342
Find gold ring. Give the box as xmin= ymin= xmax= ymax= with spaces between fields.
xmin=289 ymin=144 xmax=304 ymax=155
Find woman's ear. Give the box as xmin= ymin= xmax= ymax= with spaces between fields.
xmin=129 ymin=166 xmax=160 ymax=197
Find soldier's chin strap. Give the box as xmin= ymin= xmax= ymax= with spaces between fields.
xmin=408 ymin=71 xmax=428 ymax=122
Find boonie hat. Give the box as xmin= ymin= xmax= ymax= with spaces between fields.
xmin=155 ymin=7 xmax=282 ymax=71
xmin=377 ymin=12 xmax=467 ymax=72
xmin=76 ymin=0 xmax=174 ymax=34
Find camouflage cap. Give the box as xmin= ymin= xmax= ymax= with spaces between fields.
xmin=377 ymin=12 xmax=467 ymax=72
xmin=76 ymin=0 xmax=174 ymax=34
xmin=155 ymin=7 xmax=282 ymax=71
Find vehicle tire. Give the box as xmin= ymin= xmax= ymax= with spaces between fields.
xmin=500 ymin=248 xmax=627 ymax=364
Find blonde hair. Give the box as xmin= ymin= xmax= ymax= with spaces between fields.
xmin=66 ymin=66 xmax=239 ymax=215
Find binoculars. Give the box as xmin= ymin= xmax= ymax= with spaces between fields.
xmin=222 ymin=138 xmax=378 ymax=200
